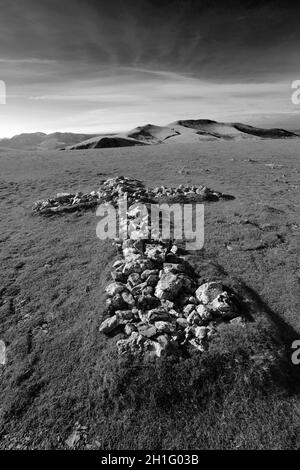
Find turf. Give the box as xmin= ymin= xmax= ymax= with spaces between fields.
xmin=0 ymin=140 xmax=299 ymax=449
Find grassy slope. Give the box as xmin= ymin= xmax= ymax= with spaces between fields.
xmin=0 ymin=141 xmax=299 ymax=449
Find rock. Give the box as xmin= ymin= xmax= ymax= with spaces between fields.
xmin=187 ymin=310 xmax=198 ymax=325
xmin=184 ymin=325 xmax=194 ymax=339
xmin=124 ymin=323 xmax=137 ymax=335
xmin=128 ymin=273 xmax=141 ymax=287
xmin=99 ymin=315 xmax=119 ymax=334
xmin=178 ymin=294 xmax=193 ymax=307
xmin=123 ymin=258 xmax=153 ymax=275
xmin=141 ymin=269 xmax=159 ymax=281
xmin=230 ymin=316 xmax=245 ymax=326
xmin=183 ymin=304 xmax=195 ymax=316
xmin=131 ymin=281 xmax=148 ymax=296
xmin=162 ymin=263 xmax=184 ymax=274
xmin=155 ymin=273 xmax=184 ymax=300
xmin=133 ymin=239 xmax=145 ymax=253
xmin=116 ymin=310 xmax=135 ymax=323
xmin=176 ymin=318 xmax=188 ymax=329
xmin=144 ymin=340 xmax=161 ymax=359
xmin=121 ymin=290 xmax=135 ymax=306
xmin=195 ymin=281 xmax=223 ymax=304
xmin=195 ymin=326 xmax=208 ymax=340
xmin=142 ymin=286 xmax=154 ymax=296
xmin=105 ymin=282 xmax=127 ymax=297
xmin=123 ymin=248 xmax=142 ymax=263
xmin=145 ymin=273 xmax=159 ymax=287
xmin=189 ymin=338 xmax=205 ymax=352
xmin=56 ymin=193 xmax=74 ymax=204
xmin=210 ymin=292 xmax=239 ymax=319
xmin=147 ymin=308 xmax=170 ymax=323
xmin=122 ymin=240 xmax=137 ymax=251
xmin=131 ymin=307 xmax=140 ymax=316
xmin=169 ymin=308 xmax=181 ymax=318
xmin=137 ymin=324 xmax=157 ymax=338
xmin=145 ymin=244 xmax=167 ymax=263
xmin=105 ymin=294 xmax=126 ymax=313
xmin=162 ymin=299 xmax=175 ymax=310
xmin=136 ymin=311 xmax=147 ymax=323
xmin=196 ymin=304 xmax=214 ymax=322
xmin=170 ymin=245 xmax=178 ymax=255
xmin=143 ymin=335 xmax=170 ymax=359
xmin=154 ymin=321 xmax=175 ymax=334
xmin=179 ymin=274 xmax=194 ymax=292
xmin=206 ymin=325 xmax=217 ymax=339
xmin=195 ymin=282 xmax=239 ymax=317
xmin=157 ymin=334 xmax=169 ymax=347
xmin=117 ymin=332 xmax=150 ymax=357
xmin=154 ymin=335 xmax=169 ymax=357
xmin=116 ymin=334 xmax=136 ymax=356
xmin=112 ymin=259 xmax=125 ymax=269
xmin=111 ymin=271 xmax=127 ymax=283
xmin=136 ymin=294 xmax=158 ymax=310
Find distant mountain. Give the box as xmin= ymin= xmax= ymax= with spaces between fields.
xmin=68 ymin=135 xmax=146 ymax=150
xmin=1 ymin=120 xmax=298 ymax=151
xmin=0 ymin=132 xmax=97 ymax=151
xmin=66 ymin=119 xmax=299 ymax=150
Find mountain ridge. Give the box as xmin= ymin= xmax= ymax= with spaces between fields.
xmin=66 ymin=119 xmax=299 ymax=150
xmin=0 ymin=132 xmax=98 ymax=151
xmin=1 ymin=120 xmax=298 ymax=151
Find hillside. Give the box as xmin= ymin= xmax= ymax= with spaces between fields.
xmin=0 ymin=140 xmax=299 ymax=449
xmin=66 ymin=119 xmax=299 ymax=150
xmin=0 ymin=132 xmax=97 ymax=151
xmin=2 ymin=120 xmax=297 ymax=152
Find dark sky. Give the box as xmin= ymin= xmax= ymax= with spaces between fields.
xmin=0 ymin=0 xmax=299 ymax=135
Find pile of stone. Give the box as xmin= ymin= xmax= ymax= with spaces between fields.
xmin=97 ymin=176 xmax=154 ymax=206
xmin=32 ymin=176 xmax=231 ymax=215
xmin=32 ymin=191 xmax=100 ymax=216
xmin=99 ymin=237 xmax=242 ymax=359
xmin=32 ymin=175 xmax=241 ymax=359
xmin=151 ymin=184 xmax=223 ymax=201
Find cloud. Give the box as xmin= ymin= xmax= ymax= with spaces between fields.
xmin=0 ymin=1 xmax=299 ymax=135
xmin=2 ymin=66 xmax=291 ymax=134
xmin=1 ymin=1 xmax=300 ymax=81
xmin=0 ymin=58 xmax=56 ymax=64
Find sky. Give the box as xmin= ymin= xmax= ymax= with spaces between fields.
xmin=0 ymin=0 xmax=299 ymax=137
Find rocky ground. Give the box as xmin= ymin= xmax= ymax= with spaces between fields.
xmin=0 ymin=140 xmax=299 ymax=449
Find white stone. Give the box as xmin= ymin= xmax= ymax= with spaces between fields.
xmin=99 ymin=315 xmax=119 ymax=334
xmin=195 ymin=326 xmax=208 ymax=340
xmin=105 ymin=282 xmax=127 ymax=297
xmin=155 ymin=273 xmax=184 ymax=300
xmin=195 ymin=281 xmax=224 ymax=304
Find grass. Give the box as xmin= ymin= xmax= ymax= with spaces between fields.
xmin=0 ymin=140 xmax=299 ymax=449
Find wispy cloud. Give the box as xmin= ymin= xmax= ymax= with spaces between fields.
xmin=0 ymin=58 xmax=56 ymax=64
xmin=3 ymin=67 xmax=291 ymax=135
xmin=0 ymin=0 xmax=299 ymax=136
